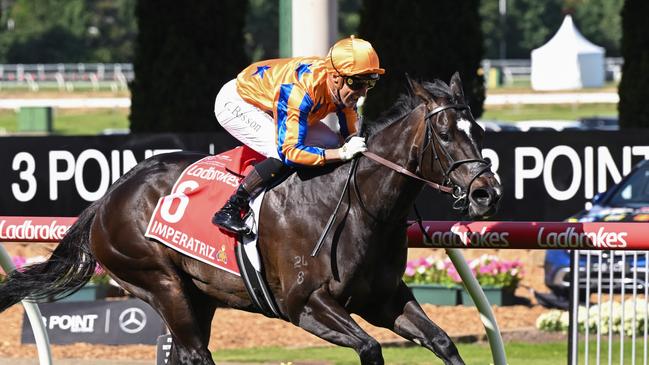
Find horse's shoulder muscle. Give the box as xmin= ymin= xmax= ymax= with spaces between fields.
xmin=134 ymin=151 xmax=205 ymax=173
xmin=281 ymin=164 xmax=344 ymax=192
xmin=146 ymin=151 xmax=207 ymax=165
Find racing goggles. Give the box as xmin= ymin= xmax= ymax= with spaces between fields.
xmin=344 ymin=75 xmax=378 ymax=90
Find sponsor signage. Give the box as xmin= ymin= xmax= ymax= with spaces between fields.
xmin=0 ymin=133 xmax=239 ymax=217
xmin=406 ymin=221 xmax=641 ymax=250
xmin=21 ymin=298 xmax=166 ymax=345
xmin=0 ymin=216 xmax=75 ymax=241
xmin=156 ymin=334 xmax=173 ymax=365
xmin=1 ymin=130 xmax=648 ymax=220
xmin=144 ymin=151 xmax=254 ymax=275
xmin=415 ymin=129 xmax=649 ymax=220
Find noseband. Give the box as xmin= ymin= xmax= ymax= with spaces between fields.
xmin=362 ymin=102 xmax=492 ymax=211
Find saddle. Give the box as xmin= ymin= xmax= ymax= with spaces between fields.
xmin=144 ymin=146 xmax=284 ymax=319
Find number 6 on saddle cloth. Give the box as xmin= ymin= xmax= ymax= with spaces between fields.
xmin=144 ymin=146 xmax=290 ymax=318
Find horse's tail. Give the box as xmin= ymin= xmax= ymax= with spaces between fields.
xmin=0 ymin=202 xmax=99 ymax=312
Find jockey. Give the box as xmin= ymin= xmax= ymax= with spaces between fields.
xmin=212 ymin=36 xmax=385 ymax=235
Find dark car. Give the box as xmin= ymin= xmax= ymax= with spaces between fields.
xmin=578 ymin=116 xmax=619 ymax=131
xmin=544 ymin=159 xmax=649 ymax=296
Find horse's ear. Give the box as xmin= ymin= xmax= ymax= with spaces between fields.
xmin=405 ymin=74 xmax=432 ymax=103
xmin=450 ymin=71 xmax=465 ymax=104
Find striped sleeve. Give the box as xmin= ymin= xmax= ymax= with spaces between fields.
xmin=275 ymin=84 xmax=326 ymax=166
xmin=336 ymin=107 xmax=359 ymax=138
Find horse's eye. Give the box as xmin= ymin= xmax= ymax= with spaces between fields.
xmin=439 ymin=132 xmax=450 ymax=142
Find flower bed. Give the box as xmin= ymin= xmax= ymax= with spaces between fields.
xmin=537 ymin=301 xmax=649 ymax=335
xmin=404 ymin=254 xmax=524 ymax=306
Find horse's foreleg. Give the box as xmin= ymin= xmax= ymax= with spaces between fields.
xmin=360 ymin=281 xmax=465 ymax=365
xmin=290 ymin=286 xmax=384 ymax=365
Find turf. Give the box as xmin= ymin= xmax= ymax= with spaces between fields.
xmin=0 ymin=108 xmax=129 ymax=135
xmin=212 ymin=341 xmax=568 ymax=365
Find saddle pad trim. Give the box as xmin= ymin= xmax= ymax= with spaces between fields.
xmin=151 ymin=236 xmax=240 ymax=277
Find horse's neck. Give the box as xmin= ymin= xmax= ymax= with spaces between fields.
xmin=367 ymin=124 xmax=418 ymax=167
xmin=355 ymin=121 xmax=424 ymax=223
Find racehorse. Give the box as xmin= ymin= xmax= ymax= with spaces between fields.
xmin=0 ymin=72 xmax=501 ymax=365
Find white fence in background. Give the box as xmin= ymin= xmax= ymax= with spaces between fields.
xmin=0 ymin=59 xmax=624 ymax=92
xmin=570 ymin=250 xmax=649 ymax=365
xmin=485 ymin=92 xmax=619 ymax=105
xmin=482 ymin=58 xmax=624 ymax=86
xmin=0 ymin=63 xmax=133 ymax=92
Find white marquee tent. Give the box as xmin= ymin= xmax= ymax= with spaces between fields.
xmin=531 ymin=15 xmax=605 ymax=90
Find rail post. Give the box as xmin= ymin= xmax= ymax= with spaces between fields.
xmin=446 ymin=248 xmax=508 ymax=365
xmin=0 ymin=245 xmax=53 ymax=365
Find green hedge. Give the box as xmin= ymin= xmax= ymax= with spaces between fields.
xmin=129 ymin=0 xmax=249 ymax=132
xmin=618 ymin=0 xmax=649 ymax=129
xmin=358 ymin=0 xmax=485 ymax=120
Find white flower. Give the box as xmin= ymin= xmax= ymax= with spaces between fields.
xmin=536 ymin=310 xmax=564 ymax=331
xmin=538 ymin=301 xmax=646 ymax=335
xmin=435 ymin=260 xmax=445 ymax=270
xmin=469 ymin=259 xmax=480 ymax=269
xmin=559 ymin=311 xmax=570 ymax=331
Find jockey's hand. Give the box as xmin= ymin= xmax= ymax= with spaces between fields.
xmin=339 ymin=136 xmax=367 ymax=160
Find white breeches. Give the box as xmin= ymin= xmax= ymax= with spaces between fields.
xmin=214 ymin=79 xmax=341 ymax=160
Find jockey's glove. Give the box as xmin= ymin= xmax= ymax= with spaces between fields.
xmin=339 ymin=136 xmax=367 ymax=160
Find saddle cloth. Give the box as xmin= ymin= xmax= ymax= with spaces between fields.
xmin=144 ymin=146 xmax=265 ymax=276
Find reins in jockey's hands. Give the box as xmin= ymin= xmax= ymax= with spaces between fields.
xmin=338 ymin=136 xmax=367 ymax=161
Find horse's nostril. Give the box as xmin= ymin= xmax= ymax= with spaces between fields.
xmin=470 ymin=188 xmax=492 ymax=206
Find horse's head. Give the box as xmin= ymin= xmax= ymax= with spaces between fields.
xmin=403 ymin=72 xmax=502 ymax=218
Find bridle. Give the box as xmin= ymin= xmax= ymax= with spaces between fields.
xmin=311 ymin=100 xmax=492 ymax=257
xmin=362 ymin=102 xmax=492 ymax=211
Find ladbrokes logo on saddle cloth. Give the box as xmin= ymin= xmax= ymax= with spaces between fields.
xmin=145 ymin=146 xmax=264 ymax=276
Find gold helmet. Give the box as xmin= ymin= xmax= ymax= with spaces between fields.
xmin=325 ymin=36 xmax=385 ymax=77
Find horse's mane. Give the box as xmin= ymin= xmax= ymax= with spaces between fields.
xmin=299 ymin=78 xmax=457 ymax=180
xmin=365 ymin=79 xmax=456 ymax=137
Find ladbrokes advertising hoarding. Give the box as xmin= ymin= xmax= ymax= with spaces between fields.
xmin=405 ymin=221 xmax=641 ymax=250
xmin=1 ymin=130 xmax=648 ymax=221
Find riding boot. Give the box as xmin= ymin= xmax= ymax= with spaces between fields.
xmin=212 ymin=169 xmax=264 ymax=235
xmin=212 ymin=158 xmax=287 ymax=235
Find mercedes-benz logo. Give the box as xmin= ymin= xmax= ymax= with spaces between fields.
xmin=119 ymin=307 xmax=147 ymax=334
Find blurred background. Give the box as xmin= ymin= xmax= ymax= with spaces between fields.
xmin=0 ymin=0 xmax=644 ymax=136
xmin=1 ymin=1 xmax=649 ymax=364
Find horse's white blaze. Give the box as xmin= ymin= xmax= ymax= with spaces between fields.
xmin=457 ymin=118 xmax=473 ymax=140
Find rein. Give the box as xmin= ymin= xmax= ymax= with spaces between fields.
xmin=364 ymin=102 xmax=491 ymax=210
xmin=311 ymin=113 xmax=366 ymax=257
xmin=361 ymin=151 xmax=453 ymax=194
xmin=310 ymin=101 xmax=491 ymax=257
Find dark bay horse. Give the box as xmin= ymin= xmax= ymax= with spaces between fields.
xmin=0 ymin=72 xmax=501 ymax=365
